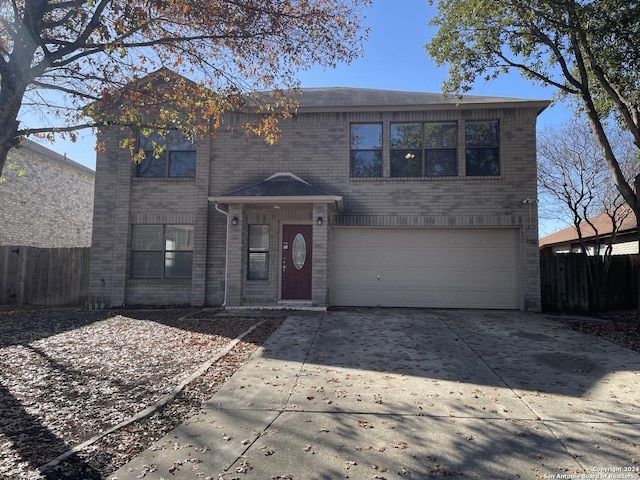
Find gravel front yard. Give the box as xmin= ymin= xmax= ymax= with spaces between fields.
xmin=0 ymin=307 xmax=283 ymax=479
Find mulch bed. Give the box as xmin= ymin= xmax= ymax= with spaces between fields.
xmin=549 ymin=309 xmax=640 ymax=354
xmin=0 ymin=306 xmax=283 ymax=479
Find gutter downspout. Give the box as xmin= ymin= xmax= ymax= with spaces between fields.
xmin=214 ymin=201 xmax=229 ymax=307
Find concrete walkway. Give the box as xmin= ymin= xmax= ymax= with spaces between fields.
xmin=111 ymin=309 xmax=640 ymax=480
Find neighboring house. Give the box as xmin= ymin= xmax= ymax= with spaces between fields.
xmin=89 ymin=84 xmax=548 ymax=310
xmin=0 ymin=139 xmax=95 ymax=247
xmin=539 ymin=207 xmax=638 ymax=255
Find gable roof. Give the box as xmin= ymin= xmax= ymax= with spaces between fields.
xmin=539 ymin=206 xmax=637 ymax=248
xmin=210 ymin=173 xmax=343 ymax=207
xmin=248 ymin=87 xmax=550 ymax=114
xmin=293 ymin=87 xmax=547 ymax=109
xmin=106 ymin=69 xmax=550 ymax=115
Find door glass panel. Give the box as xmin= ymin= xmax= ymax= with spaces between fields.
xmin=292 ymin=233 xmax=306 ymax=270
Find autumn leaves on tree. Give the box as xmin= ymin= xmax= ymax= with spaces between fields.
xmin=0 ymin=0 xmax=370 ymax=175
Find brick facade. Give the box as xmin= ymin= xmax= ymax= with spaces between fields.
xmin=89 ymin=88 xmax=547 ymax=310
xmin=0 ymin=139 xmax=94 ymax=247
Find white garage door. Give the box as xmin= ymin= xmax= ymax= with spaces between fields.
xmin=329 ymin=228 xmax=520 ymax=309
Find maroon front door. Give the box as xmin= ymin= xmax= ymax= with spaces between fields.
xmin=281 ymin=224 xmax=312 ymax=299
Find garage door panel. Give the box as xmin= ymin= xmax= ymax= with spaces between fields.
xmin=329 ymin=228 xmax=520 ymax=309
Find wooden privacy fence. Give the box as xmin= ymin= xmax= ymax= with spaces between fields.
xmin=540 ymin=252 xmax=637 ymax=313
xmin=0 ymin=246 xmax=91 ymax=306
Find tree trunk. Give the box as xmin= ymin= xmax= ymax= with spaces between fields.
xmin=636 ymin=226 xmax=640 ymax=326
xmin=635 ymin=176 xmax=640 ymax=325
xmin=0 ymin=121 xmax=22 ymax=178
xmin=0 ymin=78 xmax=29 ymax=178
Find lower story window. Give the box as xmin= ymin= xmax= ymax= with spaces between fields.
xmin=131 ymin=224 xmax=193 ymax=279
xmin=248 ymin=224 xmax=269 ymax=280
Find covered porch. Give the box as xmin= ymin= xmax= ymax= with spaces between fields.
xmin=209 ymin=173 xmax=342 ymax=309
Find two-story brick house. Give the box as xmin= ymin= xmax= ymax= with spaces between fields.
xmin=89 ymin=85 xmax=548 ymax=310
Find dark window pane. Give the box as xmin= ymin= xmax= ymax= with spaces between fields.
xmin=132 ymin=225 xmax=163 ymax=250
xmin=139 ymin=132 xmax=166 ymax=150
xmin=466 ymin=148 xmax=500 ymax=176
xmin=131 ymin=251 xmax=163 ymax=278
xmin=390 ymin=149 xmax=422 ymax=177
xmin=168 ymin=131 xmax=195 ymax=150
xmin=169 ymin=151 xmax=196 ymax=177
xmin=248 ymin=252 xmax=268 ymax=280
xmin=136 ymin=152 xmax=167 ymax=177
xmin=165 ymin=225 xmax=194 ymax=250
xmin=425 ymin=149 xmax=457 ymax=176
xmin=350 ymin=124 xmax=382 ymax=149
xmin=248 ymin=225 xmax=269 ymax=280
xmin=465 ymin=121 xmax=498 ymax=146
xmin=137 ymin=130 xmax=195 ymax=178
xmin=425 ymin=123 xmax=457 ymax=148
xmin=391 ymin=124 xmax=422 ymax=149
xmin=165 ymin=251 xmax=193 ymax=278
xmin=350 ymin=151 xmax=382 ymax=177
xmin=249 ymin=225 xmax=269 ymax=251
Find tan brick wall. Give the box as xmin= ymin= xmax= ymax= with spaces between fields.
xmin=90 ymin=101 xmax=542 ymax=310
xmin=214 ymin=107 xmax=541 ymax=310
xmin=0 ymin=140 xmax=94 ymax=247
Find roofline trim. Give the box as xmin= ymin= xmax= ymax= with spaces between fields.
xmin=290 ymin=100 xmax=551 ymax=114
xmin=209 ymin=195 xmax=343 ymax=205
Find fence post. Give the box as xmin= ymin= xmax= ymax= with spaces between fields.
xmin=15 ymin=246 xmax=27 ymax=304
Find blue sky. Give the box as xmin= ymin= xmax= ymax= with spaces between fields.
xmin=31 ymin=0 xmax=571 ymax=234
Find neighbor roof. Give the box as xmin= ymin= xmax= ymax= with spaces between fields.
xmin=13 ymin=139 xmax=95 ymax=176
xmin=539 ymin=206 xmax=637 ymax=248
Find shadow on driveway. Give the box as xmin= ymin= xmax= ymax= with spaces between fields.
xmin=111 ymin=308 xmax=640 ymax=479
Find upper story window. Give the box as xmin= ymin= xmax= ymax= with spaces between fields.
xmin=465 ymin=121 xmax=499 ymax=176
xmin=390 ymin=123 xmax=422 ymax=177
xmin=350 ymin=123 xmax=382 ymax=177
xmin=131 ymin=224 xmax=194 ymax=279
xmin=135 ymin=131 xmax=196 ymax=178
xmin=424 ymin=123 xmax=458 ymax=176
xmin=390 ymin=122 xmax=457 ymax=177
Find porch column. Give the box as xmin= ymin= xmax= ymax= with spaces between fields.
xmin=312 ymin=203 xmax=329 ymax=307
xmin=225 ymin=204 xmax=245 ymax=306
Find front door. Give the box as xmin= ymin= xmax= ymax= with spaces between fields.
xmin=281 ymin=224 xmax=312 ymax=299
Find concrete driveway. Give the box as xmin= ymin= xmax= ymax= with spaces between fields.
xmin=112 ymin=309 xmax=640 ymax=480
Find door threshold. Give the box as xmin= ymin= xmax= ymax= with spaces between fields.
xmin=225 ymin=301 xmax=326 ymax=312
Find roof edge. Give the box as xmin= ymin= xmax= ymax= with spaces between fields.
xmin=209 ymin=195 xmax=343 ymax=204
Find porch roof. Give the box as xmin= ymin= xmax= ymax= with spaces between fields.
xmin=209 ymin=172 xmax=343 ymax=207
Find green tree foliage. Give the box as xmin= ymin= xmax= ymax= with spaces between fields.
xmin=427 ymin=0 xmax=640 ymax=316
xmin=0 ymin=0 xmax=370 ymax=175
xmin=426 ymin=0 xmax=639 ymax=208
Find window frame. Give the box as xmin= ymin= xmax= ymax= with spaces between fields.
xmin=390 ymin=122 xmax=458 ymax=177
xmin=135 ymin=130 xmax=197 ymax=178
xmin=247 ymin=224 xmax=270 ymax=281
xmin=423 ymin=122 xmax=458 ymax=177
xmin=131 ymin=224 xmax=194 ymax=279
xmin=350 ymin=123 xmax=383 ymax=178
xmin=465 ymin=120 xmax=500 ymax=177
xmin=390 ymin=123 xmax=423 ymax=177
